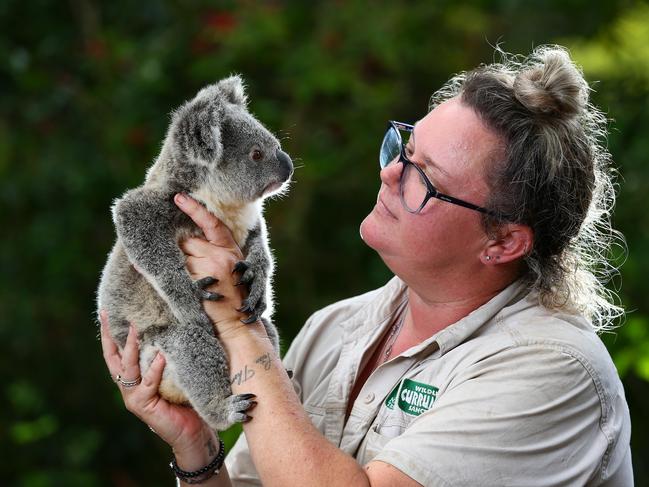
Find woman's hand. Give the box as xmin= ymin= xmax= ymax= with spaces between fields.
xmin=174 ymin=193 xmax=265 ymax=341
xmin=99 ymin=312 xmax=218 ymax=469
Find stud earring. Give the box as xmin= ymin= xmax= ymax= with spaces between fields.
xmin=485 ymin=255 xmax=492 ymax=261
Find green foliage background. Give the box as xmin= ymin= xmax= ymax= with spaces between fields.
xmin=2 ymin=0 xmax=648 ymax=485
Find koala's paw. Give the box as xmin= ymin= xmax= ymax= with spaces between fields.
xmin=194 ymin=276 xmax=223 ymax=301
xmin=232 ymin=260 xmax=267 ymax=324
xmin=207 ymin=393 xmax=257 ymax=431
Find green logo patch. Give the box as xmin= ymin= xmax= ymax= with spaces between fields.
xmin=385 ymin=378 xmax=438 ymax=416
xmin=385 ymin=383 xmax=399 ymax=410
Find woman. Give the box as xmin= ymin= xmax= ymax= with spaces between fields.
xmin=101 ymin=46 xmax=632 ymax=486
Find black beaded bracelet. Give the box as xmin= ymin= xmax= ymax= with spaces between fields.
xmin=170 ymin=437 xmax=225 ymax=485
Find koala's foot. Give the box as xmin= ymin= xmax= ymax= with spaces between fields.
xmin=194 ymin=276 xmax=223 ymax=301
xmin=232 ymin=260 xmax=267 ymax=324
xmin=206 ymin=392 xmax=257 ymax=431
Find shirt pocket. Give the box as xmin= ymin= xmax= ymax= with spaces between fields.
xmin=373 ymin=417 xmax=409 ymax=438
xmin=373 ymin=402 xmax=412 ymax=438
xmin=358 ymin=427 xmax=393 ymax=464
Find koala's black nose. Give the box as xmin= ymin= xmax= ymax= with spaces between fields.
xmin=276 ymin=149 xmax=294 ymax=181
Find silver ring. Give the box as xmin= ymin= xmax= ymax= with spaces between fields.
xmin=115 ymin=374 xmax=142 ymax=388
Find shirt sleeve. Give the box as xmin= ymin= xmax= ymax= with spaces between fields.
xmin=372 ymin=344 xmax=630 ymax=487
xmin=224 ymin=433 xmax=261 ymax=487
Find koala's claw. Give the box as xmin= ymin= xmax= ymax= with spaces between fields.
xmin=237 ymin=298 xmax=261 ymax=323
xmin=232 ymin=259 xmax=267 ymax=321
xmin=232 ymin=261 xmax=249 ymax=275
xmin=233 ymin=262 xmax=255 ymax=288
xmin=203 ymin=291 xmax=224 ymax=301
xmin=237 ymin=299 xmax=255 ymax=315
xmin=229 ymin=393 xmax=257 ymax=424
xmin=208 ymin=392 xmax=258 ymax=430
xmin=194 ymin=276 xmax=222 ymax=301
xmin=241 ymin=314 xmax=260 ymax=325
xmin=196 ymin=276 xmax=218 ymax=287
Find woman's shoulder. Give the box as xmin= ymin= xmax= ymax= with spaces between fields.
xmin=313 ymin=277 xmax=404 ymax=324
xmin=469 ymin=295 xmax=628 ymax=418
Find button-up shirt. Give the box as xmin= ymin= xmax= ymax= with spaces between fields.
xmin=226 ymin=277 xmax=633 ymax=486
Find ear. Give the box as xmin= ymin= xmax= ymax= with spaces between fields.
xmin=172 ymin=99 xmax=223 ymax=164
xmin=217 ymin=74 xmax=247 ymax=107
xmin=196 ymin=102 xmax=222 ymax=159
xmin=481 ymin=223 xmax=533 ymax=265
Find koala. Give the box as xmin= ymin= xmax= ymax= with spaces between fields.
xmin=97 ymin=75 xmax=293 ymax=431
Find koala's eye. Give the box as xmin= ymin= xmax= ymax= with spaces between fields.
xmin=251 ymin=149 xmax=263 ymax=161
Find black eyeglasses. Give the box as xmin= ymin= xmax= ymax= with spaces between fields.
xmin=380 ymin=121 xmax=500 ymax=217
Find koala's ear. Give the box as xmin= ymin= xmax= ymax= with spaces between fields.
xmin=172 ymin=100 xmax=223 ymax=164
xmin=217 ymin=75 xmax=247 ymax=107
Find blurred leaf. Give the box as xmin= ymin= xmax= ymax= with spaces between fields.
xmin=63 ymin=428 xmax=102 ymax=467
xmin=10 ymin=415 xmax=59 ymax=444
xmin=7 ymin=381 xmax=45 ymax=415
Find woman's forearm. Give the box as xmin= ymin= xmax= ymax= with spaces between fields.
xmin=219 ymin=321 xmax=370 ymax=487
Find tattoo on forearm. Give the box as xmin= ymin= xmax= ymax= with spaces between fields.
xmin=255 ymin=352 xmax=272 ymax=371
xmin=230 ymin=364 xmax=255 ymax=385
xmin=230 ymin=353 xmax=274 ymax=385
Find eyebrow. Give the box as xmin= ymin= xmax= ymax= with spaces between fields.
xmin=409 ymin=126 xmax=452 ymax=180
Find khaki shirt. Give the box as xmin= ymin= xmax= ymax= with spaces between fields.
xmin=226 ymin=277 xmax=633 ymax=486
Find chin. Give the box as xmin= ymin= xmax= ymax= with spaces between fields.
xmin=360 ymin=211 xmax=389 ymax=253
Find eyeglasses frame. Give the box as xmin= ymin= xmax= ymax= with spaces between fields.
xmin=383 ymin=121 xmax=502 ymax=218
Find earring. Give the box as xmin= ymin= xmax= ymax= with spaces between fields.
xmin=485 ymin=255 xmax=492 ymax=261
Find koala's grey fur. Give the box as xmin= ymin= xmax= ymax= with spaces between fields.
xmin=97 ymin=75 xmax=293 ymax=431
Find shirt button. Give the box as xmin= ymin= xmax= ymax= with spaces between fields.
xmin=364 ymin=392 xmax=375 ymax=404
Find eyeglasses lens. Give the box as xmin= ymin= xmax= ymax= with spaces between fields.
xmin=380 ymin=127 xmax=402 ymax=168
xmin=400 ymin=163 xmax=429 ymax=213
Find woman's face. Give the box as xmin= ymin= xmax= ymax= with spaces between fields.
xmin=360 ymin=97 xmax=503 ymax=288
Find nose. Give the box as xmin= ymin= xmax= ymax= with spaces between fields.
xmin=276 ymin=149 xmax=294 ymax=181
xmin=380 ymin=159 xmax=402 ymax=186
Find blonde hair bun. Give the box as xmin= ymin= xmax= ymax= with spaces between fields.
xmin=513 ymin=47 xmax=589 ymax=118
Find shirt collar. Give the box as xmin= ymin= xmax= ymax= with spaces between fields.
xmin=338 ymin=276 xmax=530 ymax=358
xmin=412 ymin=279 xmax=529 ymax=358
xmin=338 ymin=276 xmax=408 ymax=346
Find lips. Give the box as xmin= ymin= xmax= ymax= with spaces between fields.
xmin=377 ymin=196 xmax=397 ymax=219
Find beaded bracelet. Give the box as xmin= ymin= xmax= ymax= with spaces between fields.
xmin=170 ymin=437 xmax=225 ymax=484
